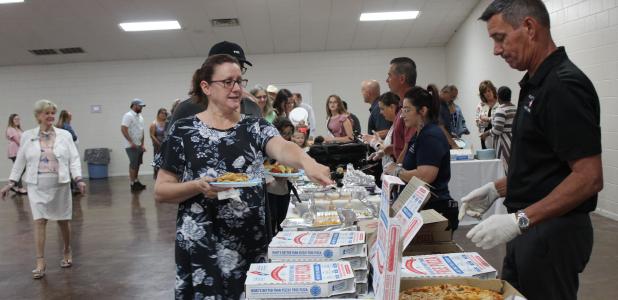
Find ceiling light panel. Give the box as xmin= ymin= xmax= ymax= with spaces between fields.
xmin=119 ymin=20 xmax=181 ymax=32
xmin=360 ymin=11 xmax=420 ymax=21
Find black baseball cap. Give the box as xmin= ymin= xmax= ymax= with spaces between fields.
xmin=208 ymin=41 xmax=252 ymax=67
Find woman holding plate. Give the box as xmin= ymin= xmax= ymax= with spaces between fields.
xmin=154 ymin=54 xmax=331 ymax=300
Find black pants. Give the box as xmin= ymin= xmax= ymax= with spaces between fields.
xmin=424 ymin=198 xmax=459 ymax=232
xmin=267 ymin=192 xmax=291 ymax=234
xmin=502 ymin=213 xmax=593 ymax=300
xmin=481 ymin=128 xmax=491 ymax=149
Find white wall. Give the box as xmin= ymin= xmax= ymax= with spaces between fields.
xmin=0 ymin=47 xmax=446 ymax=179
xmin=446 ymin=0 xmax=618 ymax=219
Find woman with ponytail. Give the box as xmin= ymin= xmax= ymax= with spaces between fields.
xmin=385 ymin=84 xmax=458 ymax=231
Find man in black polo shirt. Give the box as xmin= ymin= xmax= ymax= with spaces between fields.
xmin=167 ymin=41 xmax=261 ymax=128
xmin=459 ymin=1 xmax=603 ymax=299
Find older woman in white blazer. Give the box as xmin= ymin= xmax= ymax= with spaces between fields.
xmin=0 ymin=99 xmax=86 ymax=279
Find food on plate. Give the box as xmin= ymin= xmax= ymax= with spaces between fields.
xmin=327 ymin=192 xmax=340 ymax=200
xmin=216 ymin=173 xmax=249 ymax=182
xmin=264 ymin=162 xmax=298 ymax=174
xmin=313 ymin=219 xmax=341 ymax=226
xmin=399 ymin=284 xmax=503 ymax=300
xmin=313 ymin=211 xmax=341 ymax=227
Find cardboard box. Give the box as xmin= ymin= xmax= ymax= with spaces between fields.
xmin=268 ymin=231 xmax=366 ymax=262
xmin=403 ymin=241 xmax=464 ymax=256
xmin=370 ymin=175 xmax=432 ymax=300
xmin=356 ymin=282 xmax=368 ymax=295
xmin=399 ymin=278 xmax=526 ymax=299
xmin=354 ymin=269 xmax=369 ymax=282
xmin=401 ymin=252 xmax=497 ymax=279
xmin=410 ymin=209 xmax=452 ymax=244
xmin=342 ymin=256 xmax=367 ymax=270
xmin=245 ymin=261 xmax=356 ymax=298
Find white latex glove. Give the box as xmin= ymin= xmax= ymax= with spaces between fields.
xmin=368 ymin=150 xmax=385 ymax=161
xmin=466 ymin=213 xmax=520 ymax=250
xmin=458 ymin=182 xmax=500 ymax=221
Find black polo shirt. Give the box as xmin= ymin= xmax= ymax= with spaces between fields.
xmin=368 ymin=99 xmax=392 ymax=134
xmin=505 ymin=47 xmax=601 ymax=213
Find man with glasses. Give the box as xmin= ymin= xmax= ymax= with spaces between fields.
xmin=168 ymin=41 xmax=261 ymax=128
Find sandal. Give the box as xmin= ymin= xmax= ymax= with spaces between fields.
xmin=32 ymin=257 xmax=46 ymax=279
xmin=60 ymin=248 xmax=72 ymax=268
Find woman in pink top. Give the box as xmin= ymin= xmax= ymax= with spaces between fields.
xmin=324 ymin=95 xmax=354 ymax=143
xmin=6 ymin=114 xmax=26 ymax=194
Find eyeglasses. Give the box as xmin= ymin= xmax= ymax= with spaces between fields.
xmin=401 ymin=106 xmax=413 ymax=113
xmin=210 ymin=79 xmax=248 ymax=89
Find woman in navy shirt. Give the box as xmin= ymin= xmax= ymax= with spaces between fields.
xmin=385 ymin=85 xmax=458 ymax=231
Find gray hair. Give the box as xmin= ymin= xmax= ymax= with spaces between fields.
xmin=389 ymin=57 xmax=417 ymax=87
xmin=441 ymin=84 xmax=458 ymax=94
xmin=33 ymin=99 xmax=57 ymax=121
xmin=479 ymin=0 xmax=550 ymax=28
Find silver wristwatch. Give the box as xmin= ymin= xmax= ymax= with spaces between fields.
xmin=516 ymin=210 xmax=530 ymax=231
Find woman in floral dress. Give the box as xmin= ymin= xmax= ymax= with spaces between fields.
xmin=154 ymin=54 xmax=331 ymax=300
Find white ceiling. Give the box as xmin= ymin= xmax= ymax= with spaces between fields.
xmin=0 ymin=0 xmax=480 ymax=66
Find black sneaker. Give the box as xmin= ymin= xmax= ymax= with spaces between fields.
xmin=130 ymin=183 xmax=142 ymax=192
xmin=135 ymin=181 xmax=146 ymax=189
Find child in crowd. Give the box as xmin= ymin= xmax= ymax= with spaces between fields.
xmin=291 ymin=125 xmax=310 ymax=151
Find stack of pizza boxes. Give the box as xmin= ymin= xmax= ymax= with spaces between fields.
xmin=244 ymin=261 xmax=357 ymax=298
xmin=247 ymin=230 xmax=368 ymax=298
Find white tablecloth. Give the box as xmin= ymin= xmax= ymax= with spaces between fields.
xmin=449 ymin=159 xmax=508 ymax=225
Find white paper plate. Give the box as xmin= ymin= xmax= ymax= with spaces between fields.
xmin=209 ymin=178 xmax=261 ymax=188
xmin=265 ymin=170 xmax=304 ymax=178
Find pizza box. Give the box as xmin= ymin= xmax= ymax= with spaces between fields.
xmin=399 ymin=278 xmax=526 ymax=299
xmin=268 ymin=231 xmax=366 ymax=262
xmin=371 ymin=176 xmax=432 ymax=300
xmin=410 ymin=209 xmax=452 ymax=244
xmin=401 ymin=252 xmax=497 ymax=279
xmin=245 ymin=261 xmax=356 ymax=298
xmin=403 ymin=241 xmax=464 ymax=256
xmin=354 ymin=269 xmax=369 ymax=282
xmin=342 ymin=256 xmax=368 ymax=270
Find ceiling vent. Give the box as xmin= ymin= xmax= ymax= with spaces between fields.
xmin=211 ymin=18 xmax=240 ymax=27
xmin=28 ymin=48 xmax=58 ymax=56
xmin=59 ymin=47 xmax=85 ymax=54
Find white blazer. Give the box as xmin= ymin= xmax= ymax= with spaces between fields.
xmin=9 ymin=126 xmax=82 ymax=185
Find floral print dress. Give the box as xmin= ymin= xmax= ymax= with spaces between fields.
xmin=160 ymin=115 xmax=279 ymax=300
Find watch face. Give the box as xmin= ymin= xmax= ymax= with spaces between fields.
xmin=518 ymin=215 xmax=529 ymax=228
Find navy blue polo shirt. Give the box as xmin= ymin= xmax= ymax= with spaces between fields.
xmin=368 ymin=99 xmax=392 ymax=134
xmin=402 ymin=122 xmax=452 ymax=202
xmin=506 ymin=47 xmax=601 ymax=213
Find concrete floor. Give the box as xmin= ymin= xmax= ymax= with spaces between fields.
xmin=0 ymin=176 xmax=617 ymax=299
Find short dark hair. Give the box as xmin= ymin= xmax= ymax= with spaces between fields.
xmin=189 ymin=54 xmax=240 ymax=105
xmin=390 ymin=57 xmax=417 ymax=87
xmin=479 ymin=0 xmax=550 ymax=29
xmin=498 ymin=86 xmax=512 ymax=103
xmin=273 ymin=116 xmax=294 ymax=133
xmin=378 ymin=92 xmax=400 ymax=107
